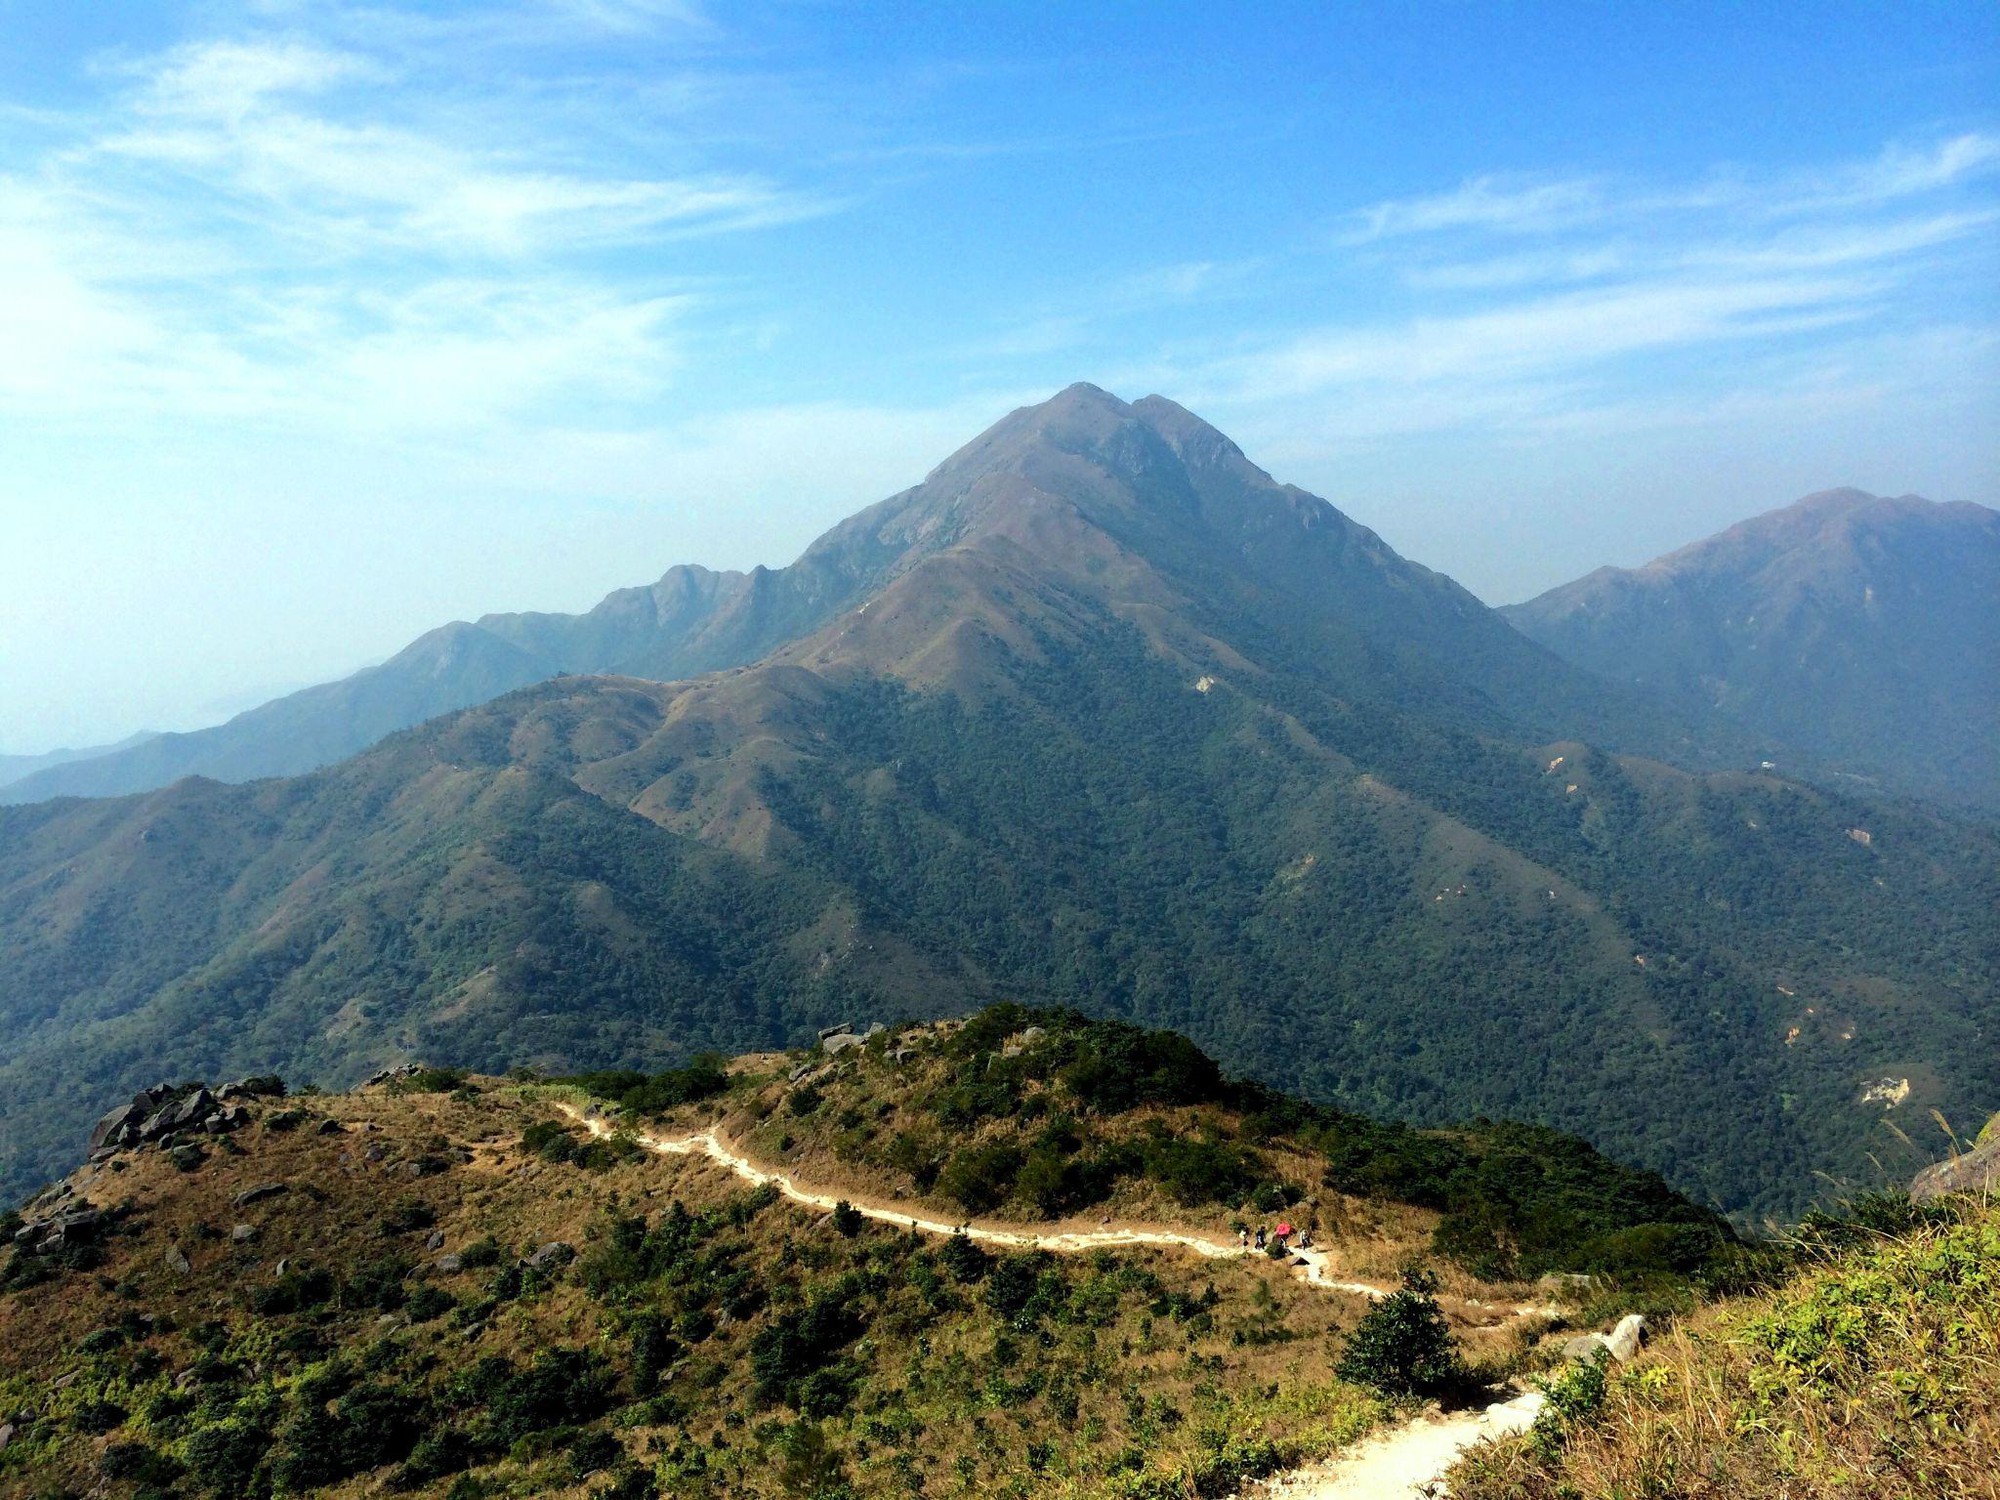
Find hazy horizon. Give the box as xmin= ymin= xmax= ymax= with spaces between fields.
xmin=2 ymin=1 xmax=1995 ymax=754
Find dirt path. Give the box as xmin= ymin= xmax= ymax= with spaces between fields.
xmin=1248 ymin=1392 xmax=1544 ymax=1500
xmin=561 ymin=1102 xmax=1548 ymax=1496
xmin=561 ymin=1103 xmax=1400 ymax=1294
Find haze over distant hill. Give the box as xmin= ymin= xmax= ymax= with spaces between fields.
xmin=4 ymin=388 xmax=1752 ymax=807
xmin=0 ymin=731 xmax=158 ymax=793
xmin=3 ymin=385 xmax=1992 ymax=1221
xmin=1503 ymin=490 xmax=2000 ymax=809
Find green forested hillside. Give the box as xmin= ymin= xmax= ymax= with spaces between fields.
xmin=2 ymin=388 xmax=1992 ymax=1220
xmin=1504 ymin=489 xmax=2000 ymax=808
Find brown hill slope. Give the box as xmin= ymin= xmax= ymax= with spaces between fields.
xmin=6 ymin=1007 xmax=1737 ymax=1500
xmin=1503 ymin=489 xmax=2000 ymax=808
xmin=1 ymin=391 xmax=1994 ymax=1223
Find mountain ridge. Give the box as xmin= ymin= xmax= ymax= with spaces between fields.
xmin=1503 ymin=487 xmax=2000 ymax=807
xmin=4 ymin=383 xmax=1744 ymax=806
xmin=0 ymin=388 xmax=1992 ymax=1220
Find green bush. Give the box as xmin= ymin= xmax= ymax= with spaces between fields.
xmin=251 ymin=1265 xmax=335 ymax=1315
xmin=343 ymin=1253 xmax=412 ymax=1311
xmin=750 ymin=1297 xmax=866 ymax=1409
xmin=1336 ymin=1267 xmax=1463 ymax=1397
xmin=100 ymin=1440 xmax=180 ymax=1483
xmin=1529 ymin=1347 xmax=1610 ymax=1459
xmin=1142 ymin=1135 xmax=1263 ymax=1208
xmin=181 ymin=1418 xmax=273 ymax=1496
xmin=405 ymin=1285 xmax=457 ymax=1323
xmin=938 ymin=1143 xmax=1023 ymax=1212
xmin=939 ymin=1233 xmax=991 ymax=1283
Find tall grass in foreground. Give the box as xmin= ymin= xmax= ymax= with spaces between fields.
xmin=1451 ymin=1196 xmax=1999 ymax=1499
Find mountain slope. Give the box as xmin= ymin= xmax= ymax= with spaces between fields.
xmin=0 ymin=1009 xmax=1744 ymax=1500
xmin=0 ymin=732 xmax=158 ymax=793
xmin=1502 ymin=489 xmax=2000 ymax=807
xmin=0 ymin=624 xmax=559 ymax=803
xmin=1 ymin=389 xmax=1993 ymax=1220
xmin=5 ymin=386 xmax=1745 ymax=807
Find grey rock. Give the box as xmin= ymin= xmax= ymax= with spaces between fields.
xmin=231 ymin=1224 xmax=257 ymax=1243
xmin=164 ymin=1244 xmax=192 ymax=1276
xmin=426 ymin=1230 xmax=446 ymax=1251
xmin=89 ymin=1100 xmax=149 ymax=1151
xmin=1910 ymin=1131 xmax=2000 ymax=1201
xmin=823 ymin=1032 xmax=866 ymax=1055
xmin=435 ymin=1253 xmax=463 ymax=1273
xmin=523 ymin=1241 xmax=575 ymax=1272
xmin=169 ymin=1087 xmax=217 ymax=1132
xmin=0 ymin=1422 xmax=13 ymax=1452
xmin=1562 ymin=1314 xmax=1648 ymax=1364
xmin=817 ymin=1021 xmax=855 ymax=1042
xmin=232 ymin=1182 xmax=289 ymax=1208
xmin=1606 ymin=1314 xmax=1648 ymax=1361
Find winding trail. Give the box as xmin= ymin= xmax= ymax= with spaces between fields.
xmin=560 ymin=1102 xmax=1549 ymax=1497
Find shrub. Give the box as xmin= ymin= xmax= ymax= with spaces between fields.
xmin=1528 ymin=1348 xmax=1609 ymax=1459
xmin=405 ymin=1285 xmax=456 ymax=1323
xmin=1336 ymin=1267 xmax=1463 ymax=1397
xmin=1142 ymin=1135 xmax=1263 ymax=1207
xmin=630 ymin=1312 xmax=681 ymax=1393
xmin=71 ymin=1399 xmax=129 ymax=1433
xmin=938 ymin=1143 xmax=1023 ymax=1212
xmin=567 ymin=1428 xmax=624 ymax=1478
xmin=751 ymin=1298 xmax=866 ymax=1408
xmin=251 ymin=1265 xmax=335 ymax=1315
xmin=830 ymin=1201 xmax=864 ymax=1237
xmin=939 ymin=1233 xmax=991 ymax=1283
xmin=522 ymin=1120 xmax=579 ymax=1162
xmin=378 ymin=1200 xmax=437 ymax=1236
xmin=181 ymin=1418 xmax=273 ymax=1496
xmin=485 ymin=1349 xmax=613 ymax=1441
xmin=100 ymin=1440 xmax=181 ymax=1483
xmin=401 ymin=1068 xmax=469 ymax=1093
xmin=343 ymin=1252 xmax=412 ymax=1311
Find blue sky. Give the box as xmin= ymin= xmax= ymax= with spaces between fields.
xmin=0 ymin=0 xmax=1994 ymax=751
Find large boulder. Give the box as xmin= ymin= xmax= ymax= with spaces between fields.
xmin=88 ymin=1100 xmax=149 ymax=1151
xmin=1910 ymin=1121 xmax=2000 ymax=1201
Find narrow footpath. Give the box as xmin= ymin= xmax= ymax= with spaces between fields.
xmin=560 ymin=1102 xmax=1548 ymax=1498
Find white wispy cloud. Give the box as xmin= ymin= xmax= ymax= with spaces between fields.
xmin=1129 ymin=132 xmax=2000 ymax=450
xmin=0 ymin=16 xmax=830 ymax=436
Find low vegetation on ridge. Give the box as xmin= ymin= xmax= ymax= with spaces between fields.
xmin=0 ymin=1007 xmax=1769 ymax=1500
xmin=1449 ymin=1193 xmax=2000 ymax=1499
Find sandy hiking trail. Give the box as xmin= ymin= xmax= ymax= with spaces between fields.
xmin=561 ymin=1102 xmax=1549 ymax=1496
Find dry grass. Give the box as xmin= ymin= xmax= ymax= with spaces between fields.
xmin=1449 ymin=1197 xmax=2000 ymax=1499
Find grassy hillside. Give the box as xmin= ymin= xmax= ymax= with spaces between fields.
xmin=1449 ymin=1192 xmax=2000 ymax=1498
xmin=0 ymin=1011 xmax=1745 ymax=1500
xmin=3 ymin=390 xmax=1994 ymax=1221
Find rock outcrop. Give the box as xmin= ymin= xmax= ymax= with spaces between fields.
xmin=1910 ymin=1116 xmax=2000 ymax=1200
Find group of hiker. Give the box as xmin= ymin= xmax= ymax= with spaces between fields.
xmin=1237 ymin=1219 xmax=1311 ymax=1254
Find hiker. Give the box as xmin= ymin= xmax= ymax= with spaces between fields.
xmin=1237 ymin=1227 xmax=1249 ymax=1249
xmin=1254 ymin=1226 xmax=1266 ymax=1250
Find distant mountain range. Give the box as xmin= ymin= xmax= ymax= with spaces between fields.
xmin=1504 ymin=488 xmax=2000 ymax=809
xmin=1 ymin=387 xmax=1993 ymax=1219
xmin=0 ymin=731 xmax=158 ymax=793
xmin=10 ymin=476 xmax=1992 ymax=814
